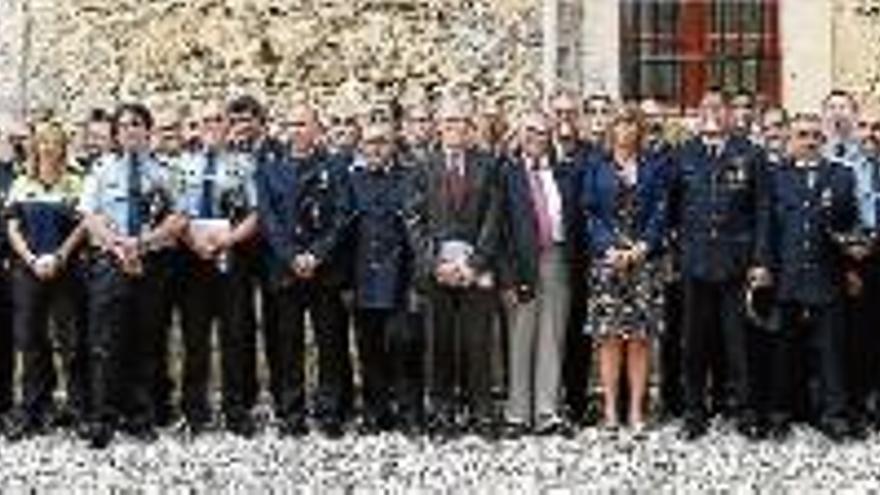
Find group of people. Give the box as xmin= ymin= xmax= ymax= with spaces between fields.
xmin=0 ymin=83 xmax=879 ymax=450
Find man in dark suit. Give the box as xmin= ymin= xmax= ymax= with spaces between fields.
xmin=674 ymin=89 xmax=770 ymax=440
xmin=255 ymin=102 xmax=351 ymax=438
xmin=417 ymin=94 xmax=503 ymax=438
xmin=548 ymin=90 xmax=592 ymax=426
xmin=757 ymin=113 xmax=858 ymax=441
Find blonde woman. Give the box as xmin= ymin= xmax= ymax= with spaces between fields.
xmin=5 ymin=120 xmax=87 ymax=440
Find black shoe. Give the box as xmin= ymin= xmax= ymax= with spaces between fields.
xmin=500 ymin=421 xmax=529 ymax=440
xmin=227 ymin=415 xmax=256 ymax=439
xmin=679 ymin=418 xmax=708 ymax=441
xmin=736 ymin=412 xmax=763 ymax=440
xmin=5 ymin=414 xmax=44 ymax=442
xmin=535 ymin=416 xmax=572 ymax=437
xmin=154 ymin=405 xmax=178 ymax=428
xmin=767 ymin=420 xmax=791 ymax=442
xmin=278 ymin=417 xmax=308 ymax=438
xmin=124 ymin=420 xmax=158 ymax=443
xmin=318 ymin=419 xmax=344 ymax=439
xmin=183 ymin=417 xmax=209 ymax=437
xmin=817 ymin=419 xmax=850 ymax=443
xmin=87 ymin=423 xmax=114 ymax=450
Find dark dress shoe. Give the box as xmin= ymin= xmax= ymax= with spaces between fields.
xmin=318 ymin=420 xmax=344 ymax=439
xmin=818 ymin=419 xmax=850 ymax=443
xmin=278 ymin=417 xmax=308 ymax=438
xmin=5 ymin=415 xmax=44 ymax=442
xmin=679 ymin=419 xmax=708 ymax=441
xmin=87 ymin=423 xmax=115 ymax=450
xmin=227 ymin=415 xmax=257 ymax=439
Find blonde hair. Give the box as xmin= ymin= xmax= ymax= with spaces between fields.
xmin=26 ymin=120 xmax=69 ymax=179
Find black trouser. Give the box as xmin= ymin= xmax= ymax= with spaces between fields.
xmin=771 ymin=303 xmax=847 ymax=425
xmin=11 ymin=262 xmax=87 ymax=422
xmin=562 ymin=272 xmax=590 ymax=423
xmin=846 ymin=254 xmax=880 ymax=418
xmin=354 ymin=308 xmax=422 ymax=424
xmin=682 ymin=277 xmax=750 ymax=422
xmin=430 ymin=286 xmax=496 ymax=423
xmin=151 ymin=249 xmax=179 ymax=421
xmin=660 ymin=278 xmax=685 ymax=417
xmin=85 ymin=254 xmax=163 ymax=427
xmin=0 ymin=264 xmax=13 ymax=415
xmin=179 ymin=252 xmax=257 ymax=423
xmin=269 ymin=280 xmax=350 ymax=424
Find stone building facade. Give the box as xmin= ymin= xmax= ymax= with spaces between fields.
xmin=0 ymin=0 xmax=879 ymax=124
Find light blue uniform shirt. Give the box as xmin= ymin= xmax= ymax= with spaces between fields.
xmin=824 ymin=139 xmax=880 ymax=232
xmin=173 ymin=149 xmax=257 ymax=219
xmin=79 ymin=151 xmax=174 ymax=237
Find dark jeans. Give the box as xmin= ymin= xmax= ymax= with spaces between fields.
xmin=682 ymin=277 xmax=750 ymax=422
xmin=179 ymin=251 xmax=257 ymax=422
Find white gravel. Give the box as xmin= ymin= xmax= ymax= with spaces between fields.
xmin=2 ymin=419 xmax=880 ymax=491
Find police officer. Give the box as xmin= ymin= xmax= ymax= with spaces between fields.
xmin=150 ymin=106 xmax=188 ymax=427
xmin=227 ymin=95 xmax=283 ymax=422
xmin=78 ymin=102 xmax=183 ymax=448
xmin=255 ymin=102 xmax=352 ymax=438
xmin=675 ymin=88 xmax=770 ymax=440
xmin=174 ymin=100 xmax=259 ymax=437
xmin=0 ymin=127 xmax=19 ymax=421
xmin=4 ymin=121 xmax=87 ymax=440
xmin=339 ymin=120 xmax=423 ymax=434
xmin=757 ymin=113 xmax=858 ymax=441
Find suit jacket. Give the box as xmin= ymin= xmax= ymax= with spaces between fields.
xmin=255 ymin=147 xmax=349 ymax=289
xmin=673 ymin=134 xmax=770 ymax=283
xmin=581 ymin=151 xmax=669 ymax=259
xmin=500 ymin=153 xmax=583 ymax=295
xmin=414 ymin=147 xmax=502 ymax=287
xmin=766 ymin=159 xmax=857 ymax=306
xmin=339 ymin=159 xmax=421 ymax=309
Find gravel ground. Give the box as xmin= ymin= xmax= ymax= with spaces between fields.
xmin=3 ymin=416 xmax=880 ymax=492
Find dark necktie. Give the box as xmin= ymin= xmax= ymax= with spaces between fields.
xmin=200 ymin=150 xmax=217 ymax=218
xmin=127 ymin=153 xmax=143 ymax=236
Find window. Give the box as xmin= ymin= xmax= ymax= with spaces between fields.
xmin=620 ymin=0 xmax=780 ymax=108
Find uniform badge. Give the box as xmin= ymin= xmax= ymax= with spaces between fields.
xmin=821 ymin=188 xmax=833 ymax=209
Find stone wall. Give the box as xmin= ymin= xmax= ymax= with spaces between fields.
xmin=10 ymin=0 xmax=548 ymax=122
xmin=833 ymin=0 xmax=880 ymax=115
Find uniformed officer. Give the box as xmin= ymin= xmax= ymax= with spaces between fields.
xmin=822 ymin=89 xmax=879 ymax=427
xmin=149 ymin=105 xmax=188 ymax=427
xmin=174 ymin=100 xmax=259 ymax=437
xmin=756 ymin=113 xmax=858 ymax=441
xmin=549 ymin=89 xmax=592 ymax=426
xmin=4 ymin=121 xmax=87 ymax=440
xmin=76 ymin=108 xmax=115 ymax=174
xmin=0 ymin=127 xmax=19 ymax=420
xmin=255 ymin=102 xmax=352 ymax=438
xmin=338 ymin=120 xmax=423 ymax=434
xmin=78 ymin=102 xmax=183 ymax=448
xmin=226 ymin=95 xmax=284 ymax=423
xmin=674 ymin=88 xmax=770 ymax=440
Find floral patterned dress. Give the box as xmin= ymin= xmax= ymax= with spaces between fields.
xmin=585 ymin=170 xmax=665 ymax=339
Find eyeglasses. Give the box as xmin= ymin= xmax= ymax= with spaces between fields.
xmin=794 ymin=130 xmax=824 ymax=139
